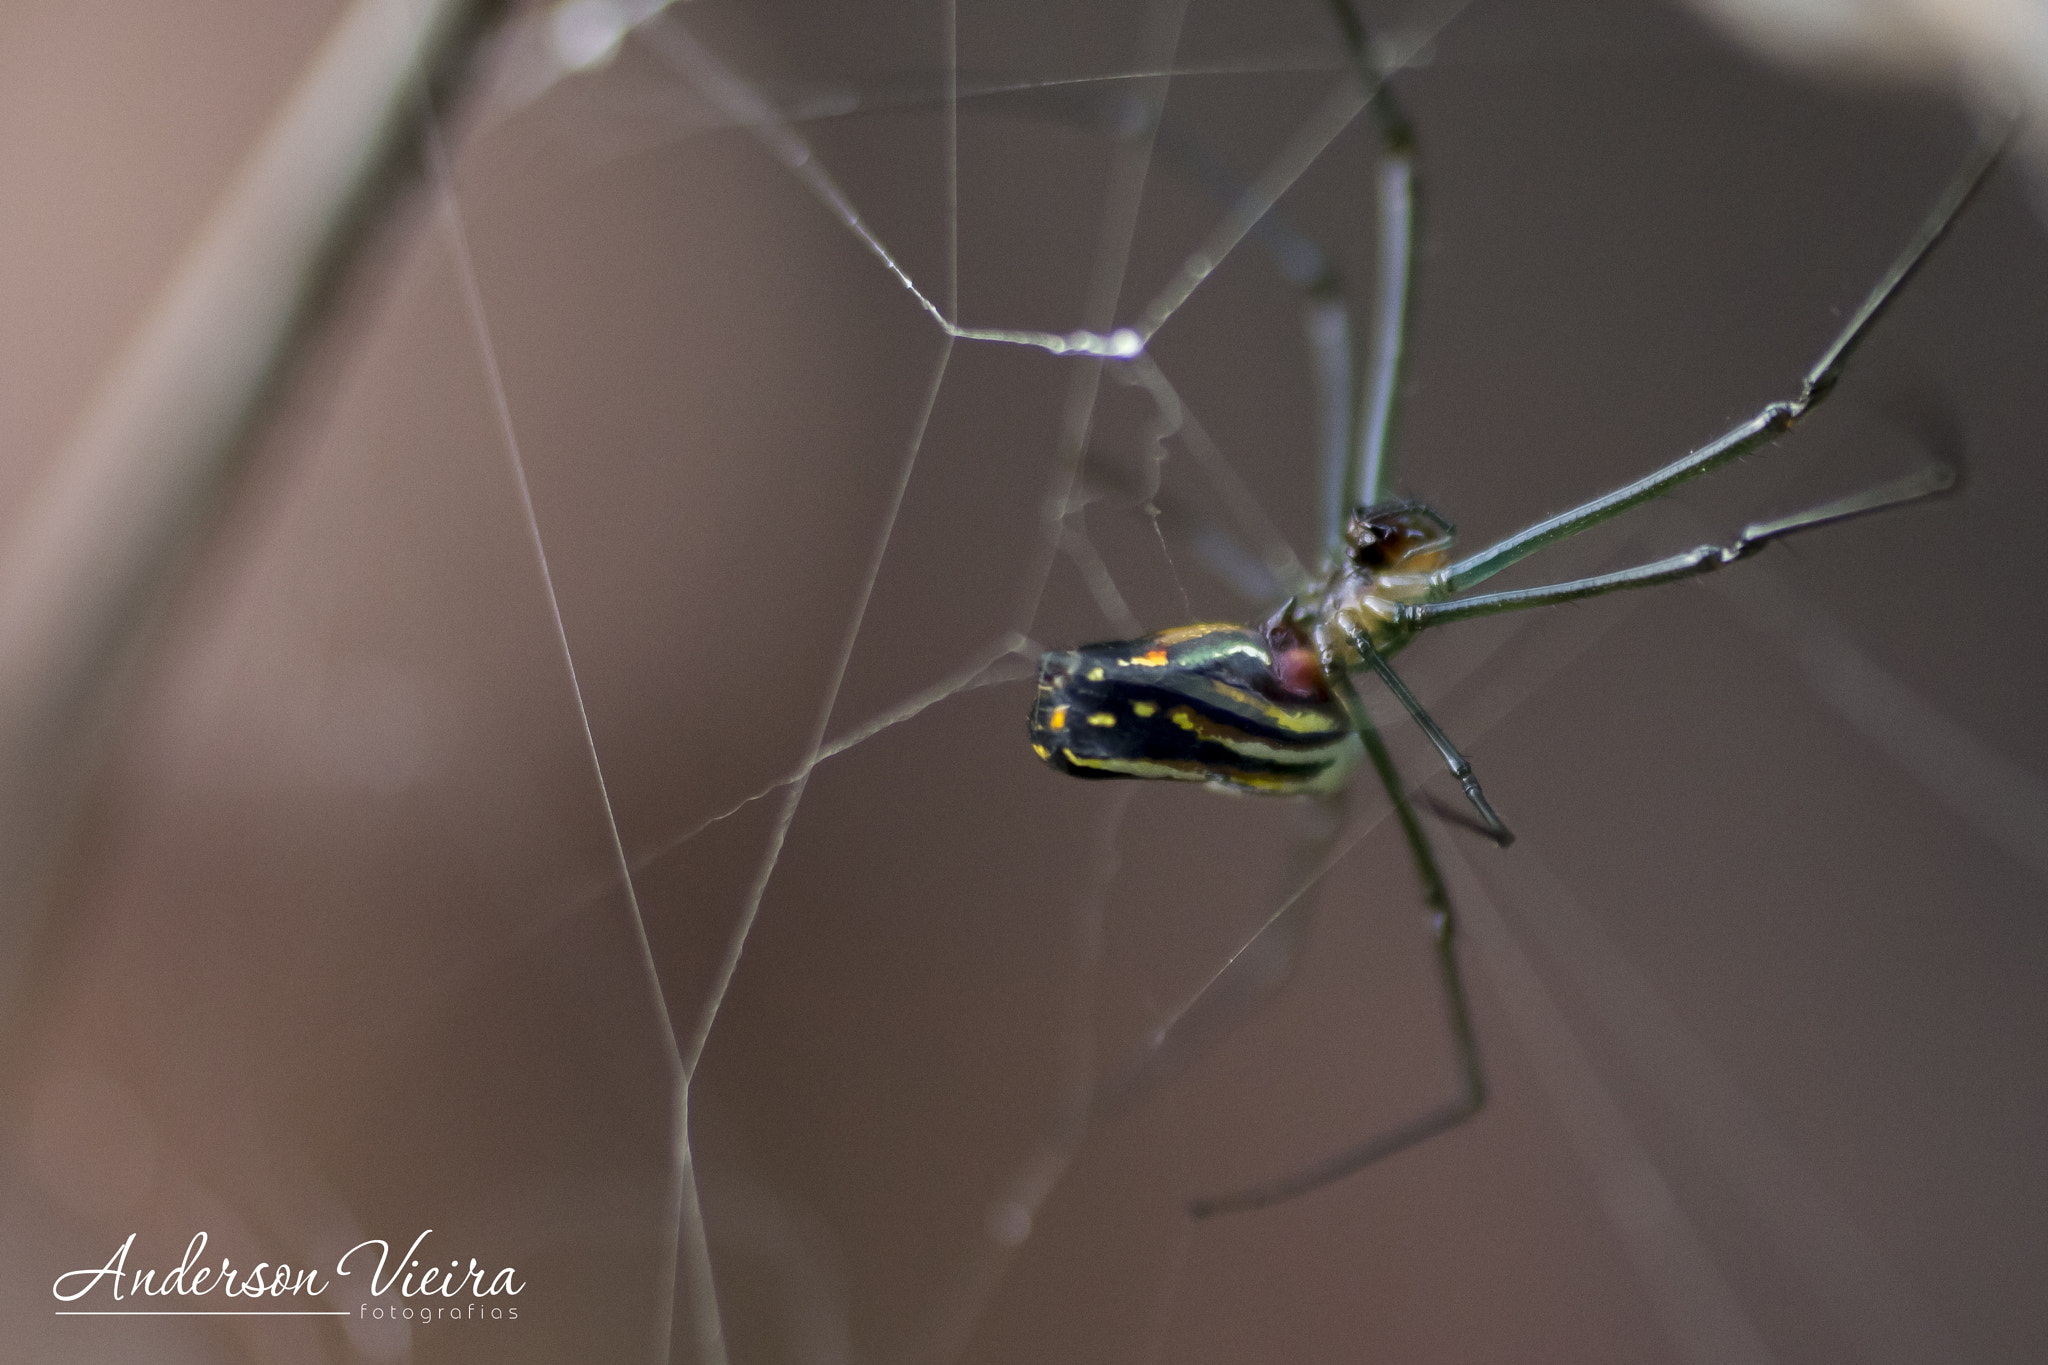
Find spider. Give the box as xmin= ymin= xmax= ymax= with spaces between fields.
xmin=1027 ymin=0 xmax=2004 ymax=1218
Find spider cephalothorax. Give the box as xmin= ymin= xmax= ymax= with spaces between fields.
xmin=1319 ymin=501 xmax=1455 ymax=655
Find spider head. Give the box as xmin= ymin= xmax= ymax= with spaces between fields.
xmin=1343 ymin=502 xmax=1454 ymax=576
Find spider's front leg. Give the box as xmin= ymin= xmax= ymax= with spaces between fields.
xmin=1439 ymin=130 xmax=2005 ymax=597
xmin=1406 ymin=462 xmax=1957 ymax=629
xmin=1333 ymin=617 xmax=1515 ymax=846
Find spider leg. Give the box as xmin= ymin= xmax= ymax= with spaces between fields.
xmin=1337 ymin=620 xmax=1515 ymax=845
xmin=1420 ymin=791 xmax=1514 ymax=843
xmin=1077 ymin=385 xmax=1307 ymax=606
xmin=1190 ymin=699 xmax=1484 ymax=1217
xmin=1139 ymin=0 xmax=1421 ymax=549
xmin=1442 ymin=128 xmax=2006 ymax=595
xmin=1324 ymin=0 xmax=1420 ymax=517
xmin=1090 ymin=796 xmax=1344 ymax=1123
xmin=1139 ymin=120 xmax=1355 ymax=550
xmin=1409 ymin=462 xmax=1956 ymax=627
xmin=906 ymin=82 xmax=1364 ymax=557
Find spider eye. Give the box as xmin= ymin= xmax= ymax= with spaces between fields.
xmin=1344 ymin=502 xmax=1455 ymax=572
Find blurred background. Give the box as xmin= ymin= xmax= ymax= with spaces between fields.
xmin=0 ymin=0 xmax=2044 ymax=1361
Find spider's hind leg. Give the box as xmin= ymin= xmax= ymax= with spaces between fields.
xmin=1189 ymin=688 xmax=1485 ymax=1218
xmin=1090 ymin=795 xmax=1345 ymax=1126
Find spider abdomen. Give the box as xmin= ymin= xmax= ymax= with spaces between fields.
xmin=1030 ymin=623 xmax=1362 ymax=795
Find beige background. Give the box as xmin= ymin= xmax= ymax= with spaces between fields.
xmin=1 ymin=1 xmax=2045 ymax=1362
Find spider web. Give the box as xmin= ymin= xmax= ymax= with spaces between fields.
xmin=433 ymin=3 xmax=2048 ymax=1362
xmin=16 ymin=2 xmax=2048 ymax=1364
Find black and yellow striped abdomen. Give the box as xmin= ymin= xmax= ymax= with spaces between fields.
xmin=1029 ymin=623 xmax=1362 ymax=795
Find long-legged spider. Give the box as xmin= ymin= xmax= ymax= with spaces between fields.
xmin=1028 ymin=0 xmax=2004 ymax=1217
